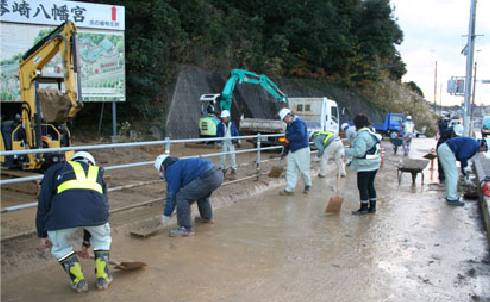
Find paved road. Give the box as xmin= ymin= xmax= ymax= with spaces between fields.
xmin=2 ymin=138 xmax=489 ymax=301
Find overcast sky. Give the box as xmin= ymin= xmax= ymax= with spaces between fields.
xmin=391 ymin=0 xmax=490 ymax=107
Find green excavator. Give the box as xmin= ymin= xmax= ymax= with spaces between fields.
xmin=199 ymin=69 xmax=289 ymax=137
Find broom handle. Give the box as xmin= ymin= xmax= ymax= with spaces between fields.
xmin=337 ymin=162 xmax=341 ymax=197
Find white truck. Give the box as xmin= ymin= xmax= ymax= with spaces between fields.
xmin=240 ymin=97 xmax=340 ymax=146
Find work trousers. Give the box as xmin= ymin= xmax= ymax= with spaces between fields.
xmin=357 ymin=170 xmax=377 ymax=204
xmin=176 ymin=167 xmax=223 ymax=229
xmin=319 ymin=139 xmax=346 ymax=177
xmin=286 ymin=147 xmax=312 ymax=192
xmin=402 ymin=134 xmax=413 ymax=156
xmin=220 ymin=141 xmax=237 ymax=170
xmin=48 ymin=223 xmax=112 ymax=260
xmin=436 ymin=139 xmax=446 ymax=182
xmin=437 ymin=143 xmax=458 ymax=200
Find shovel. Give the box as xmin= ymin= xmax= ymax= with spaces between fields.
xmin=130 ymin=226 xmax=163 ymax=238
xmin=326 ymin=164 xmax=344 ymax=212
xmin=268 ymin=158 xmax=284 ymax=178
xmin=76 ymin=251 xmax=146 ymax=271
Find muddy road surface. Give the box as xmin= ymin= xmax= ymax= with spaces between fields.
xmin=1 ymin=138 xmax=489 ymax=301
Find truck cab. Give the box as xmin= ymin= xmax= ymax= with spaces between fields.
xmin=288 ymin=97 xmax=339 ymax=138
xmin=372 ymin=113 xmax=405 ymax=140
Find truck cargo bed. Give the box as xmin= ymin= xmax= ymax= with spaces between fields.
xmin=240 ymin=118 xmax=285 ymax=133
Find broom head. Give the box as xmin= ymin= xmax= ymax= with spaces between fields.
xmin=268 ymin=166 xmax=284 ymax=178
xmin=326 ymin=196 xmax=344 ymax=212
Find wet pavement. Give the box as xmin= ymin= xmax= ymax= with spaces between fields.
xmin=2 ymin=138 xmax=490 ymax=301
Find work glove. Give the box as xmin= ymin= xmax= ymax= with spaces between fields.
xmin=314 ymin=155 xmax=320 ymax=162
xmin=218 ymin=143 xmax=222 ymax=149
xmin=464 ymin=166 xmax=471 ymax=175
xmin=339 ymin=148 xmax=345 ymax=156
xmin=160 ymin=215 xmax=170 ymax=225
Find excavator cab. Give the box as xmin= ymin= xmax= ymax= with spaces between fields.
xmin=199 ymin=94 xmax=221 ymax=137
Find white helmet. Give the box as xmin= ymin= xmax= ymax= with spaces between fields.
xmin=279 ymin=108 xmax=291 ymax=121
xmin=71 ymin=151 xmax=95 ymax=166
xmin=154 ymin=154 xmax=169 ymax=171
xmin=221 ymin=110 xmax=230 ymax=118
xmin=454 ymin=124 xmax=464 ymax=136
xmin=406 ymin=116 xmax=412 ymax=120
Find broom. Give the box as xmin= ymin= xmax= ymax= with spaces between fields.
xmin=326 ymin=163 xmax=344 ymax=212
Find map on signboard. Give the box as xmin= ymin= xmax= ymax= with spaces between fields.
xmin=0 ymin=0 xmax=126 ymax=102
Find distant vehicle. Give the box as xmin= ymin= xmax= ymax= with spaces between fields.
xmin=482 ymin=116 xmax=490 ymax=137
xmin=371 ymin=113 xmax=405 ymax=140
xmin=449 ymin=118 xmax=463 ymax=133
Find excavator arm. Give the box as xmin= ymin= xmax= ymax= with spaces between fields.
xmin=219 ymin=69 xmax=289 ymax=112
xmin=18 ymin=19 xmax=82 ymax=124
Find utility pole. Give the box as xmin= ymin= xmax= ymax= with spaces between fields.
xmin=434 ymin=61 xmax=437 ymax=106
xmin=463 ymin=0 xmax=477 ymax=137
xmin=439 ymin=83 xmax=442 ymax=116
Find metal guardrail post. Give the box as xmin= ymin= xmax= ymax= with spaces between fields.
xmin=256 ymin=133 xmax=261 ymax=181
xmin=165 ymin=136 xmax=170 ymax=155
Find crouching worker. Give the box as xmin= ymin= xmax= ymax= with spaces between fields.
xmin=344 ymin=114 xmax=382 ymax=215
xmin=155 ymin=154 xmax=224 ymax=236
xmin=313 ymin=130 xmax=346 ymax=179
xmin=437 ymin=135 xmax=479 ymax=206
xmin=36 ymin=151 xmax=112 ymax=292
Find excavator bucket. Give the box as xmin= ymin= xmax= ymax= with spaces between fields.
xmin=38 ymin=88 xmax=75 ymax=123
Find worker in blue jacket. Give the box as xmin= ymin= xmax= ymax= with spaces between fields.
xmin=155 ymin=155 xmax=223 ymax=236
xmin=279 ymin=108 xmax=311 ymax=195
xmin=217 ymin=110 xmax=240 ymax=176
xmin=36 ymin=151 xmax=112 ymax=293
xmin=438 ymin=135 xmax=480 ymax=205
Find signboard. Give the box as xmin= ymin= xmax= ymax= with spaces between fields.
xmin=0 ymin=0 xmax=125 ymax=30
xmin=0 ymin=0 xmax=125 ymax=102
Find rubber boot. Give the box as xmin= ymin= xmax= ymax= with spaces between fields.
xmin=352 ymin=203 xmax=369 ymax=215
xmin=229 ymin=168 xmax=237 ymax=180
xmin=59 ymin=252 xmax=88 ymax=293
xmin=94 ymin=250 xmax=113 ymax=290
xmin=368 ymin=199 xmax=376 ymax=213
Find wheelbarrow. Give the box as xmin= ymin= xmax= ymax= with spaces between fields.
xmin=397 ymin=159 xmax=429 ymax=186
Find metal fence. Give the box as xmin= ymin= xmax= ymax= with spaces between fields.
xmin=1 ymin=133 xmax=286 ymax=212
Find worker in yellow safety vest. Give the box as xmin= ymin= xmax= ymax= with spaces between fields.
xmin=401 ymin=116 xmax=415 ymax=156
xmin=313 ymin=131 xmax=346 ymax=178
xmin=37 ymin=151 xmax=112 ymax=293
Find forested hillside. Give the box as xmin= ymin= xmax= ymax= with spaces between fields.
xmin=80 ymin=0 xmax=436 ymax=136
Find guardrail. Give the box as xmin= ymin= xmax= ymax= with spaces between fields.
xmin=1 ymin=133 xmax=288 ymax=213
